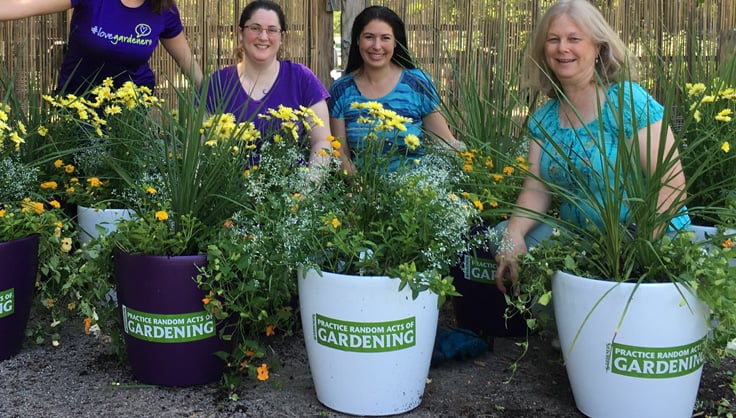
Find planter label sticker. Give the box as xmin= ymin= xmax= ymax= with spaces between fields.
xmin=122 ymin=305 xmax=215 ymax=343
xmin=463 ymin=254 xmax=496 ymax=283
xmin=0 ymin=288 xmax=14 ymax=318
xmin=607 ymin=338 xmax=706 ymax=379
xmin=313 ymin=313 xmax=415 ymax=353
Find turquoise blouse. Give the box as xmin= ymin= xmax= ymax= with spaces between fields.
xmin=528 ymin=81 xmax=690 ymax=231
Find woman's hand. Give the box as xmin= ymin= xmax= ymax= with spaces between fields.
xmin=494 ymin=230 xmax=528 ymax=295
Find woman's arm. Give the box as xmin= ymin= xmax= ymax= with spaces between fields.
xmin=161 ymin=32 xmax=203 ymax=89
xmin=329 ymin=117 xmax=356 ymax=175
xmin=423 ymin=110 xmax=465 ymax=151
xmin=0 ymin=0 xmax=71 ymax=20
xmin=637 ymin=120 xmax=688 ymax=227
xmin=306 ymin=100 xmax=333 ymax=168
xmin=494 ymin=140 xmax=552 ymax=294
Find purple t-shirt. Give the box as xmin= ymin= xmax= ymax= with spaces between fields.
xmin=205 ymin=61 xmax=329 ymax=133
xmin=58 ymin=0 xmax=184 ymax=94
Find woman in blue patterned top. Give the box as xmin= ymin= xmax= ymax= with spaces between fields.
xmin=493 ymin=0 xmax=690 ymax=294
xmin=328 ymin=5 xmax=463 ymax=174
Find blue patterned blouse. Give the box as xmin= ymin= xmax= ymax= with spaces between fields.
xmin=328 ymin=68 xmax=441 ymax=172
xmin=528 ymin=81 xmax=690 ymax=231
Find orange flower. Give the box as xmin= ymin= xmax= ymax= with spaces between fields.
xmin=266 ymin=324 xmax=276 ymax=336
xmin=87 ymin=177 xmax=102 ymax=188
xmin=223 ymin=219 xmax=234 ymax=229
xmin=40 ymin=181 xmax=58 ymax=190
xmin=723 ymin=238 xmax=734 ymax=249
xmin=155 ymin=210 xmax=168 ymax=221
xmin=65 ymin=164 xmax=75 ymax=174
xmin=84 ymin=317 xmax=93 ymax=335
xmin=53 ymin=159 xmax=63 ymax=168
xmin=257 ymin=363 xmax=269 ymax=381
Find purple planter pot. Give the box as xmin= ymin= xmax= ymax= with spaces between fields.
xmin=0 ymin=234 xmax=40 ymax=361
xmin=114 ymin=250 xmax=230 ymax=386
xmin=450 ymin=226 xmax=527 ymax=339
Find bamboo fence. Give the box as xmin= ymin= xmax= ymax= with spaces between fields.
xmin=1 ymin=0 xmax=735 ymax=106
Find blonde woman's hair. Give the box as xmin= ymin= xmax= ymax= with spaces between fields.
xmin=523 ymin=0 xmax=639 ymax=98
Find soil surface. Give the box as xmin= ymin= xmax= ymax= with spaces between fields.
xmin=1 ymin=303 xmax=735 ymax=418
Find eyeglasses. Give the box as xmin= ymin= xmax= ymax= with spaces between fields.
xmin=242 ymin=24 xmax=282 ymax=37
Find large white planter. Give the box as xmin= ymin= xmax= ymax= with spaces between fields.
xmin=552 ymin=271 xmax=709 ymax=418
xmin=77 ymin=205 xmax=133 ymax=245
xmin=298 ymin=268 xmax=439 ymax=416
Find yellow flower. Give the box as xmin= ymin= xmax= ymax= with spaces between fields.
xmin=257 ymin=363 xmax=269 ymax=381
xmin=155 ymin=210 xmax=169 ymax=221
xmin=404 ymin=134 xmax=420 ymax=151
xmin=473 ymin=200 xmax=484 ymax=211
xmin=715 ymin=108 xmax=733 ymax=122
xmin=87 ymin=177 xmax=102 ymax=188
xmin=40 ymin=181 xmax=58 ymax=190
xmin=54 ymin=159 xmax=64 ymax=168
xmin=722 ymin=141 xmax=731 ymax=153
xmin=146 ymin=186 xmax=157 ymax=194
xmin=0 ymin=208 xmax=5 ymax=217
xmin=503 ymin=166 xmax=514 ymax=175
xmin=49 ymin=200 xmax=61 ymax=209
xmin=60 ymin=237 xmax=72 ymax=253
xmin=38 ymin=125 xmax=48 ymax=136
xmin=331 ymin=217 xmax=340 ymax=229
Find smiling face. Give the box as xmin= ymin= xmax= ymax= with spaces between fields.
xmin=239 ymin=8 xmax=282 ymax=64
xmin=357 ymin=19 xmax=396 ymax=70
xmin=543 ymin=14 xmax=600 ymax=88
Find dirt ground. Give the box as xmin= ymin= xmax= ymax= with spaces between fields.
xmin=1 ymin=302 xmax=735 ymax=418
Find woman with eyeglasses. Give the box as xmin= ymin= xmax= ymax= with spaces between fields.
xmin=204 ymin=0 xmax=332 ymax=167
xmin=0 ymin=0 xmax=202 ymax=94
xmin=328 ymin=5 xmax=463 ymax=174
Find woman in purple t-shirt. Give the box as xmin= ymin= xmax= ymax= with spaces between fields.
xmin=205 ymin=0 xmax=332 ymax=168
xmin=1 ymin=0 xmax=202 ymax=94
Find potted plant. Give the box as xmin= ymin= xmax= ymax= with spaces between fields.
xmin=0 ymin=91 xmax=89 ymax=358
xmin=284 ymin=101 xmax=478 ymax=415
xmin=440 ymin=42 xmax=533 ymax=340
xmin=40 ymin=78 xmax=160 ymax=243
xmin=502 ymin=61 xmax=736 ymax=418
xmin=78 ymin=82 xmax=321 ymax=390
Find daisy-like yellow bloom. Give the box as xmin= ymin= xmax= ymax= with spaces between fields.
xmin=693 ymin=109 xmax=702 ymax=123
xmin=722 ymin=141 xmax=731 ymax=153
xmin=473 ymin=200 xmax=484 ymax=211
xmin=318 ymin=148 xmax=328 ymax=157
xmin=257 ymin=363 xmax=269 ymax=381
xmin=87 ymin=177 xmax=103 ymax=188
xmin=330 ymin=217 xmax=340 ymax=229
xmin=715 ymin=108 xmax=733 ymax=122
xmin=155 ymin=210 xmax=169 ymax=221
xmin=54 ymin=159 xmax=64 ymax=168
xmin=701 ymin=95 xmax=716 ymax=104
xmin=49 ymin=200 xmax=61 ymax=209
xmin=37 ymin=125 xmax=48 ymax=137
xmin=686 ymin=82 xmax=706 ymax=96
xmin=329 ymin=136 xmax=342 ymax=149
xmin=0 ymin=208 xmax=5 ymax=217
xmin=503 ymin=166 xmax=514 ymax=175
xmin=21 ymin=198 xmax=45 ymax=214
xmin=404 ymin=134 xmax=420 ymax=151
xmin=60 ymin=237 xmax=72 ymax=253
xmin=146 ymin=186 xmax=157 ymax=194
xmin=40 ymin=181 xmax=58 ymax=190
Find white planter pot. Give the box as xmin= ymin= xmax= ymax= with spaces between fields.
xmin=77 ymin=205 xmax=133 ymax=245
xmin=298 ymin=268 xmax=439 ymax=416
xmin=552 ymin=271 xmax=709 ymax=418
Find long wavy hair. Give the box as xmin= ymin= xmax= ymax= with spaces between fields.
xmin=523 ymin=0 xmax=639 ymax=98
xmin=345 ymin=6 xmax=414 ymax=74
